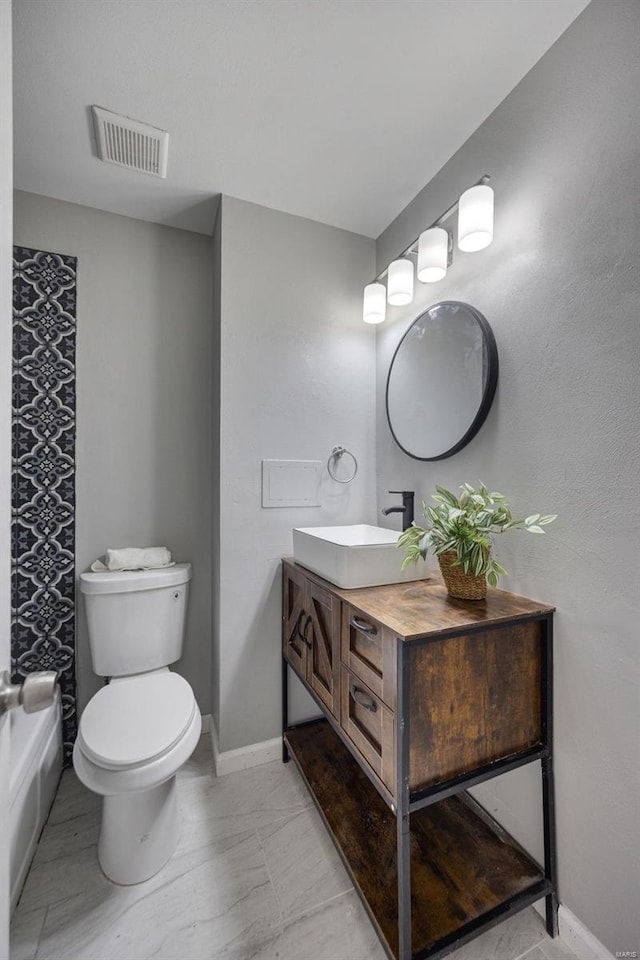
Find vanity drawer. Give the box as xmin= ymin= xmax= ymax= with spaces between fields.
xmin=340 ymin=666 xmax=395 ymax=794
xmin=341 ymin=603 xmax=396 ymax=710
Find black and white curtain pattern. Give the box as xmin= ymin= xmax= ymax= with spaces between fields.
xmin=12 ymin=246 xmax=77 ymax=763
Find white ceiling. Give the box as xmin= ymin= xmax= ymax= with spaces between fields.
xmin=13 ymin=0 xmax=591 ymax=238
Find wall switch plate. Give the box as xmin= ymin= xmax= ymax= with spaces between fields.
xmin=261 ymin=460 xmax=322 ymax=508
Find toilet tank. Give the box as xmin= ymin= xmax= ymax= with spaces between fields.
xmin=79 ymin=563 xmax=192 ymax=678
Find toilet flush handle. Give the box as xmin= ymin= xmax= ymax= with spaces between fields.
xmin=0 ymin=669 xmax=58 ymax=717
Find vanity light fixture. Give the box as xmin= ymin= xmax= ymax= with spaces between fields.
xmin=458 ymin=183 xmax=494 ymax=252
xmin=363 ymin=282 xmax=386 ymax=324
xmin=417 ymin=226 xmax=448 ymax=283
xmin=387 ymin=258 xmax=414 ymax=306
xmin=362 ymin=174 xmax=493 ymax=322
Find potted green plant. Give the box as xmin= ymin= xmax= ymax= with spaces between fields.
xmin=398 ymin=483 xmax=557 ymax=600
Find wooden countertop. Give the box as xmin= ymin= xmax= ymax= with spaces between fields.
xmin=284 ymin=559 xmax=554 ymax=641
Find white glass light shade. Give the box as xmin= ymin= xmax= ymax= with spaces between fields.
xmin=387 ymin=259 xmax=414 ymax=306
xmin=362 ymin=282 xmax=386 ymax=324
xmin=417 ymin=227 xmax=448 ymax=283
xmin=458 ymin=184 xmax=494 ymax=252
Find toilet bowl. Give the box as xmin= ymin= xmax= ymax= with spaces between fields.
xmin=74 ymin=562 xmax=200 ymax=885
xmin=73 ymin=563 xmax=201 ymax=884
xmin=73 ymin=670 xmax=201 ymax=885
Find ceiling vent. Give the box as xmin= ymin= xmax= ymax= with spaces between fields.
xmin=92 ymin=106 xmax=169 ymax=178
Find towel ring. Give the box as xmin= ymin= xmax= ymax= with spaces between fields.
xmin=327 ymin=446 xmax=358 ymax=484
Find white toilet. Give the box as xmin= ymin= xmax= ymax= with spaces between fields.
xmin=73 ymin=562 xmax=201 ymax=885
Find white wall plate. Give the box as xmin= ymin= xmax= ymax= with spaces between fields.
xmin=261 ymin=460 xmax=322 ymax=508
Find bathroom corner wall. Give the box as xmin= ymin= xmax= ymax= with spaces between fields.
xmin=374 ymin=0 xmax=640 ymax=953
xmin=13 ymin=192 xmax=214 ymax=717
xmin=215 ymin=195 xmax=376 ymax=752
xmin=211 ymin=203 xmax=222 ymax=738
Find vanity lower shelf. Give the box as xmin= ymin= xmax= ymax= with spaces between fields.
xmin=285 ymin=719 xmax=547 ymax=960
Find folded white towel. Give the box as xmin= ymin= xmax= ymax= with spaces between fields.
xmin=90 ymin=547 xmax=173 ymax=572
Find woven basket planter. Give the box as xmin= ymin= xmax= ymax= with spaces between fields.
xmin=437 ymin=550 xmax=487 ymax=600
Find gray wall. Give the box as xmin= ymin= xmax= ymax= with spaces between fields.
xmin=216 ymin=195 xmax=376 ymax=751
xmin=13 ymin=192 xmax=213 ymax=716
xmin=375 ymin=0 xmax=639 ymax=953
xmin=211 ymin=204 xmax=222 ymax=736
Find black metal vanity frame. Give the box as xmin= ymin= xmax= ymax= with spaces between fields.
xmin=282 ymin=602 xmax=558 ymax=960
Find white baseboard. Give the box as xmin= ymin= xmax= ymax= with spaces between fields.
xmin=558 ymin=905 xmax=616 ymax=960
xmin=533 ymin=902 xmax=616 ymax=960
xmin=209 ymin=720 xmax=281 ymax=777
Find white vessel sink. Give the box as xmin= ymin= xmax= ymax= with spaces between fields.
xmin=292 ymin=524 xmax=429 ymax=589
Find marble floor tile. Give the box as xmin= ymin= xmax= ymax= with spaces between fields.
xmin=519 ymin=937 xmax=584 ymax=960
xmin=216 ymin=889 xmax=388 ymax=960
xmin=180 ymin=732 xmax=216 ymax=783
xmin=177 ymin=757 xmax=313 ymax=846
xmin=45 ymin=770 xmax=100 ymax=827
xmin=10 ymin=735 xmax=582 ymax=960
xmin=17 ymin=843 xmax=109 ymax=915
xmin=446 ymin=906 xmax=548 ymax=960
xmin=30 ymin=806 xmax=101 ymax=868
xmin=34 ymin=829 xmax=280 ymax=960
xmin=258 ymin=807 xmax=352 ymax=921
xmin=9 ymin=905 xmax=47 ymax=960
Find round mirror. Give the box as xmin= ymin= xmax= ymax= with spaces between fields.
xmin=386 ymin=300 xmax=498 ymax=461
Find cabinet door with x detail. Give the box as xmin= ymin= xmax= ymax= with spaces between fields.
xmin=282 ymin=563 xmax=340 ymax=719
xmin=306 ymin=579 xmax=340 ymax=716
xmin=282 ymin=563 xmax=308 ymax=678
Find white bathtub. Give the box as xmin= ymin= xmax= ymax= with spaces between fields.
xmin=10 ymin=693 xmax=62 ymax=912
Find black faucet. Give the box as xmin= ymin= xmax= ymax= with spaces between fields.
xmin=381 ymin=490 xmax=414 ymax=531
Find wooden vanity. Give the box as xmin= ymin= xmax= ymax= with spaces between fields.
xmin=281 ymin=559 xmax=558 ymax=960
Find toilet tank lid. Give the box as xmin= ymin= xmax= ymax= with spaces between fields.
xmin=80 ymin=562 xmax=192 ymax=595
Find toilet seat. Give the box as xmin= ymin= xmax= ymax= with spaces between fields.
xmin=72 ymin=679 xmax=202 ymax=880
xmin=78 ymin=672 xmax=197 ymax=770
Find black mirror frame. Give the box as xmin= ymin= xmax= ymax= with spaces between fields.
xmin=385 ymin=300 xmax=499 ymax=461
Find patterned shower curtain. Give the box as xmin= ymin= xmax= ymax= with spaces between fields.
xmin=12 ymin=246 xmax=77 ymax=763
